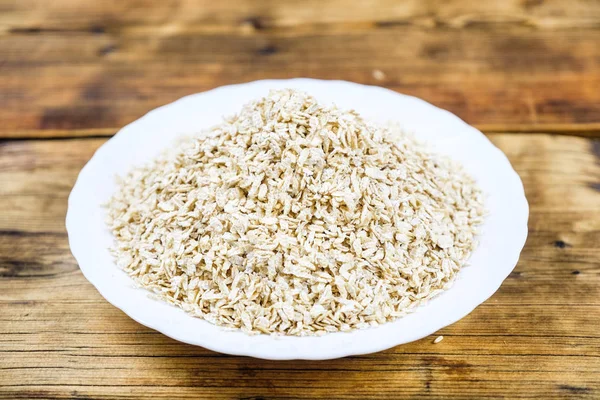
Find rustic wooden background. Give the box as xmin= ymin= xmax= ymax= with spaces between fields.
xmin=1 ymin=1 xmax=599 ymax=399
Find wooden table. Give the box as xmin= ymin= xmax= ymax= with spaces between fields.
xmin=1 ymin=1 xmax=599 ymax=398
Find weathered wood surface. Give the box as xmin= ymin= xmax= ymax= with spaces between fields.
xmin=1 ymin=0 xmax=600 ymax=137
xmin=1 ymin=0 xmax=600 ymax=398
xmin=1 ymin=134 xmax=599 ymax=399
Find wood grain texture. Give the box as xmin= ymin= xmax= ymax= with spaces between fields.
xmin=2 ymin=0 xmax=600 ymax=32
xmin=1 ymin=0 xmax=600 ymax=137
xmin=1 ymin=0 xmax=600 ymax=398
xmin=1 ymin=134 xmax=599 ymax=399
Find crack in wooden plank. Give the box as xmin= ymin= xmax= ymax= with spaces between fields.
xmin=2 ymin=125 xmax=600 ymax=140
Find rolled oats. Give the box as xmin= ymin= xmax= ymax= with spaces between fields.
xmin=106 ymin=89 xmax=485 ymax=336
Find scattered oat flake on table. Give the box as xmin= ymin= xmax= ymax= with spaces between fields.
xmin=106 ymin=89 xmax=485 ymax=336
xmin=372 ymin=69 xmax=386 ymax=81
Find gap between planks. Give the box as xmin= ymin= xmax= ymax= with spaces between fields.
xmin=2 ymin=124 xmax=600 ymax=140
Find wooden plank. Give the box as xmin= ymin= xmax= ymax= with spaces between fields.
xmin=1 ymin=351 xmax=599 ymax=387
xmin=0 ymin=384 xmax=597 ymax=400
xmin=0 ymin=133 xmax=598 ymax=398
xmin=1 ymin=28 xmax=599 ymax=132
xmin=1 ymin=0 xmax=599 ymax=33
xmin=0 ymin=299 xmax=598 ymax=336
xmin=1 ymin=329 xmax=598 ymax=357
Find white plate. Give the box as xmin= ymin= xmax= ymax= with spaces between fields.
xmin=67 ymin=79 xmax=528 ymax=360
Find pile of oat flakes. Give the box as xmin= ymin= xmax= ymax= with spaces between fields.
xmin=107 ymin=89 xmax=485 ymax=336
